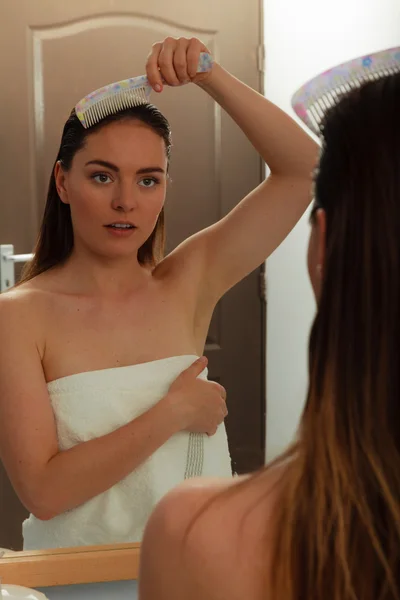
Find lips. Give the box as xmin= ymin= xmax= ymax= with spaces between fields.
xmin=105 ymin=222 xmax=136 ymax=229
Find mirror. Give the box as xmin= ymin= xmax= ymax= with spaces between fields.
xmin=0 ymin=544 xmax=140 ymax=588
xmin=0 ymin=0 xmax=264 ymax=558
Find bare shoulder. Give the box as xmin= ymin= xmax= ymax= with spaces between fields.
xmin=142 ymin=476 xmax=239 ymax=549
xmin=151 ymin=466 xmax=284 ymax=533
xmin=140 ymin=469 xmax=285 ymax=600
xmin=0 ymin=281 xmax=49 ymax=348
xmin=0 ymin=284 xmax=37 ymax=326
xmin=139 ymin=476 xmax=239 ymax=600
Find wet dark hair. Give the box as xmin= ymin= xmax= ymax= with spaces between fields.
xmin=20 ymin=104 xmax=171 ymax=284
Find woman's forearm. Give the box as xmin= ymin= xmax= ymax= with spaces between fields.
xmin=31 ymin=398 xmax=179 ymax=520
xmin=198 ymin=64 xmax=318 ymax=178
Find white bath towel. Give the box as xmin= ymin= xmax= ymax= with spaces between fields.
xmin=22 ymin=355 xmax=232 ymax=549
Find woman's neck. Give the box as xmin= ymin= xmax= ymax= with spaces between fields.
xmin=55 ymin=248 xmax=151 ymax=297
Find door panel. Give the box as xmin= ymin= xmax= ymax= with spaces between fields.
xmin=0 ymin=0 xmax=265 ymax=550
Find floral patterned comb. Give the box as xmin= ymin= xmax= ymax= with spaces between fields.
xmin=292 ymin=47 xmax=400 ymax=135
xmin=75 ymin=52 xmax=213 ymax=129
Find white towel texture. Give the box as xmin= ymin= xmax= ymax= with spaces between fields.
xmin=23 ymin=355 xmax=232 ymax=549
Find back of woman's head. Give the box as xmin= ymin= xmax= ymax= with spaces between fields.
xmin=271 ymin=73 xmax=400 ymax=600
xmin=20 ymin=103 xmax=171 ymax=284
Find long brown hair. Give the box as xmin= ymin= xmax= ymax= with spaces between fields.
xmin=269 ymin=72 xmax=400 ymax=599
xmin=19 ymin=104 xmax=171 ymax=284
xmin=184 ymin=72 xmax=400 ymax=599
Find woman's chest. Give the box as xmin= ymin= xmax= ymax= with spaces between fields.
xmin=41 ymin=290 xmax=196 ymax=382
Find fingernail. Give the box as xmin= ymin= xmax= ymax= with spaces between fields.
xmin=154 ymin=84 xmax=162 ymax=92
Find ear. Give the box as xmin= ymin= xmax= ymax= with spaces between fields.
xmin=54 ymin=161 xmax=69 ymax=205
xmin=315 ymin=208 xmax=326 ymax=277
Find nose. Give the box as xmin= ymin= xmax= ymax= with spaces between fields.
xmin=111 ymin=182 xmax=138 ymax=212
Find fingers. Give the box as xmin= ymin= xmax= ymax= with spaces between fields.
xmin=186 ymin=38 xmax=206 ymax=79
xmin=211 ymin=382 xmax=228 ymax=419
xmin=146 ymin=43 xmax=163 ymax=92
xmin=158 ymin=39 xmax=180 ymax=86
xmin=184 ymin=356 xmax=208 ymax=379
xmin=206 ymin=404 xmax=227 ymax=436
xmin=146 ymin=36 xmax=209 ymax=91
xmin=216 ymin=384 xmax=228 ymax=418
xmin=173 ymin=38 xmax=190 ymax=82
xmin=211 ymin=381 xmax=226 ymax=400
xmin=219 ymin=395 xmax=228 ymax=418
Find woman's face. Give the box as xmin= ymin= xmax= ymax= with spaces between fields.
xmin=307 ymin=207 xmax=326 ymax=300
xmin=55 ymin=119 xmax=168 ymax=260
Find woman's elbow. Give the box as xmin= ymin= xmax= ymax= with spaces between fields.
xmin=20 ymin=485 xmax=61 ymax=521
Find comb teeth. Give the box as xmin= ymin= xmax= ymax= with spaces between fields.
xmin=80 ymin=85 xmax=151 ymax=128
xmin=306 ymin=66 xmax=400 ymax=133
xmin=76 ymin=52 xmax=213 ymax=129
xmin=292 ymin=47 xmax=400 ymax=135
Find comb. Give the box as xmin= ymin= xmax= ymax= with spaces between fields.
xmin=291 ymin=47 xmax=400 ymax=136
xmin=75 ymin=52 xmax=214 ymax=129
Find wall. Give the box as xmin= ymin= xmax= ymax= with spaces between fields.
xmin=264 ymin=0 xmax=400 ymax=460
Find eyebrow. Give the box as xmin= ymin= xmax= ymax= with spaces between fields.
xmin=85 ymin=160 xmax=165 ymax=175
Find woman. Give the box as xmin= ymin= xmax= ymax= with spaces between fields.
xmin=0 ymin=37 xmax=317 ymax=549
xmin=139 ymin=73 xmax=400 ymax=599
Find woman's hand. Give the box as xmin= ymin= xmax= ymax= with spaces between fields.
xmin=145 ymin=36 xmax=213 ymax=92
xmin=162 ymin=356 xmax=228 ymax=437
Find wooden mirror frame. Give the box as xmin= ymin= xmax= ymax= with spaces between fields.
xmin=0 ymin=544 xmax=140 ymax=588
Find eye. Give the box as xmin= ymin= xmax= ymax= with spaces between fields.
xmin=92 ymin=173 xmax=112 ymax=184
xmin=139 ymin=177 xmax=159 ymax=188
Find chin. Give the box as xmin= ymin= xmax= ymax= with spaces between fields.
xmin=106 ymin=247 xmax=142 ymax=260
xmin=91 ymin=240 xmax=140 ymax=260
